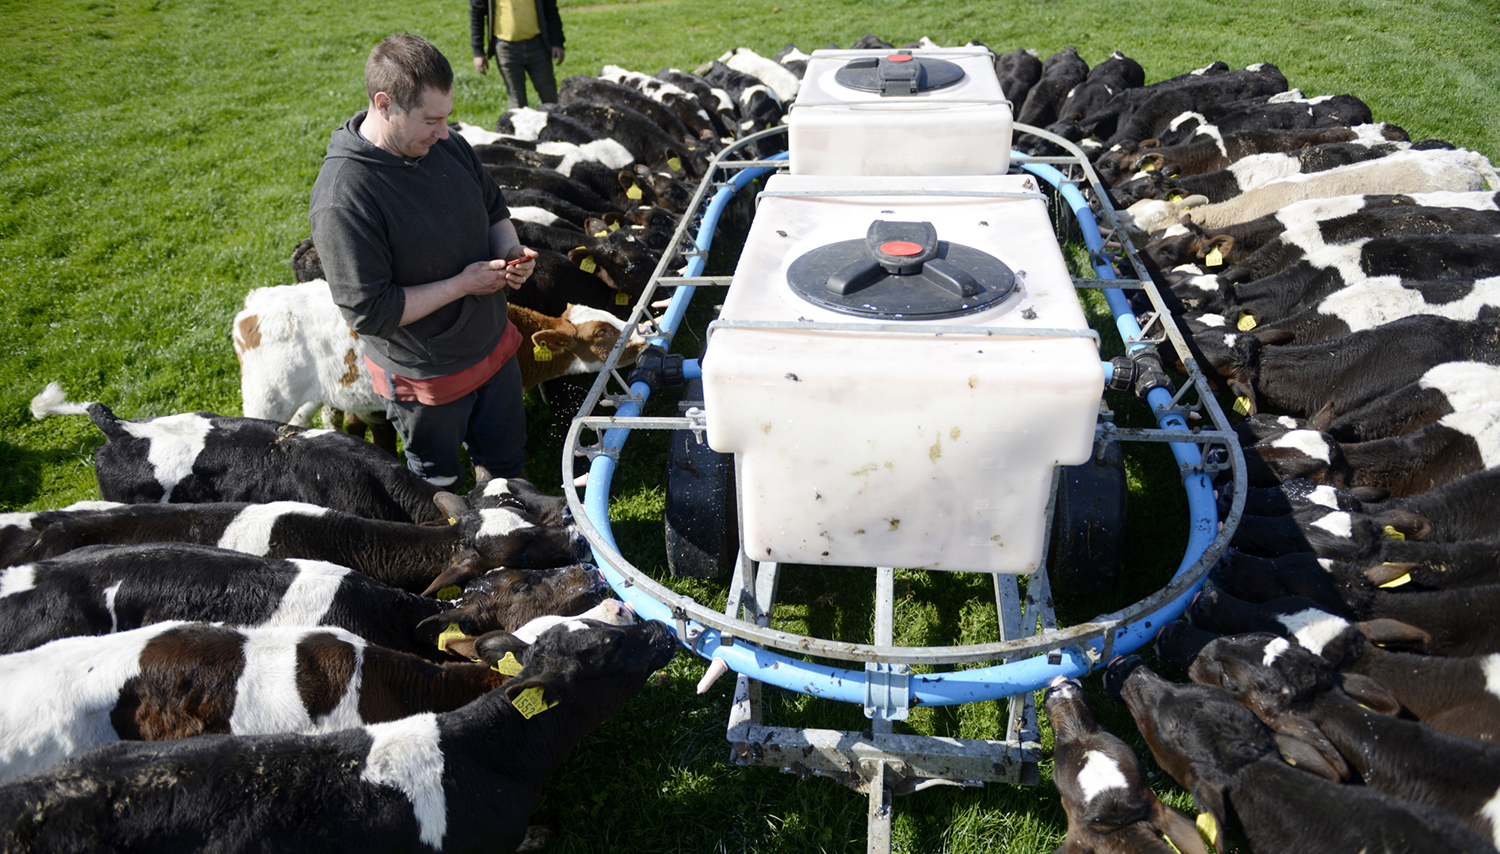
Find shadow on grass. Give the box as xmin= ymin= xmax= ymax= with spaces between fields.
xmin=0 ymin=437 xmax=98 ymax=510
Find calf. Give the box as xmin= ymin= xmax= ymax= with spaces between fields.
xmin=513 ymin=219 xmax=658 ymax=294
xmin=557 ymin=73 xmax=701 ymax=147
xmin=654 ymin=68 xmax=739 ymax=142
xmin=1185 ymin=632 xmax=1500 ymax=845
xmin=1190 ymin=584 xmax=1500 ymax=658
xmin=1096 ymin=124 xmax=1404 ymax=187
xmin=1123 ymin=148 xmax=1499 ymax=236
xmin=1043 ymin=676 xmax=1206 ymax=854
xmin=1240 ymin=404 xmax=1500 ymax=495
xmin=1229 ymin=503 xmax=1428 ymax=561
xmin=32 ymin=382 xmax=448 ymax=523
xmin=1088 ymin=63 xmax=1289 ymax=152
xmin=0 ymin=542 xmax=605 ymax=657
xmin=1158 ymin=614 xmax=1500 ymax=743
xmin=1318 ymin=360 xmax=1500 ymax=442
xmin=549 ymin=100 xmax=707 ymax=179
xmin=1209 ymin=538 xmax=1500 ymax=599
xmin=1111 ymin=140 xmax=1411 ymax=207
xmin=464 ymin=475 xmax=571 ymax=527
xmin=0 ymin=498 xmax=589 ymax=595
xmin=994 ymin=47 xmax=1042 ymax=106
xmin=493 ymin=105 xmax=599 ymax=145
xmin=1216 ymin=314 xmax=1500 ymax=419
xmin=1104 ymin=655 xmax=1491 ymax=854
xmin=715 ymin=47 xmax=800 ymax=106
xmin=1012 ymin=46 xmax=1089 ymax=142
xmin=598 ymin=64 xmax=721 ymax=143
xmin=1147 ymin=93 xmax=1374 ymax=152
xmin=0 ymin=601 xmax=634 ymax=779
xmin=700 ymin=60 xmax=786 ymax=155
xmin=0 ymin=617 xmax=678 ymax=854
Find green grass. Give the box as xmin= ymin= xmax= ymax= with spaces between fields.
xmin=3 ymin=0 xmax=1498 ymax=850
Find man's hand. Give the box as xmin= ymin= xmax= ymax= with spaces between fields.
xmin=473 ymin=55 xmax=487 ymax=75
xmin=500 ymin=245 xmax=539 ymax=289
xmin=551 ymin=46 xmax=565 ymax=65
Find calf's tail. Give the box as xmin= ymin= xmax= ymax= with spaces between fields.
xmin=29 ymin=382 xmax=131 ymax=440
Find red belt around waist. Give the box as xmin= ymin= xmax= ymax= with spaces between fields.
xmin=366 ymin=321 xmax=522 ymax=406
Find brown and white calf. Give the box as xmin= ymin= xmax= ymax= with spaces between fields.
xmin=0 ymin=617 xmax=679 ymax=854
xmin=0 ymin=599 xmax=633 ymax=780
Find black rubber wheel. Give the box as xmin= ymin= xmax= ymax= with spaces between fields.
xmin=664 ymin=379 xmax=738 ymax=578
xmin=1047 ymin=434 xmax=1127 ymax=596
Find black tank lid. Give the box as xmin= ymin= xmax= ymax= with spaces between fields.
xmin=833 ymin=52 xmax=967 ymax=96
xmin=785 ymin=220 xmax=1017 ymax=319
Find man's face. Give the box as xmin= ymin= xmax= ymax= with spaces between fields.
xmin=380 ymin=86 xmax=454 ymax=159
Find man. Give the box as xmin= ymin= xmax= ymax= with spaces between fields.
xmin=470 ymin=0 xmax=565 ymax=109
xmin=309 ymin=32 xmax=537 ymax=487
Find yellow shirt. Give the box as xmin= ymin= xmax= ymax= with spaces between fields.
xmin=495 ymin=0 xmax=540 ymax=42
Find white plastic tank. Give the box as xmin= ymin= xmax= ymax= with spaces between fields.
xmin=788 ymin=47 xmax=1014 ymax=176
xmin=701 ymin=174 xmax=1104 ymax=573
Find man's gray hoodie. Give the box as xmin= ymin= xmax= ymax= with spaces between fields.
xmin=309 ymin=112 xmax=511 ymax=379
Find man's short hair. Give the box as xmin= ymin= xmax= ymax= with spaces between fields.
xmin=366 ymin=32 xmax=454 ymax=112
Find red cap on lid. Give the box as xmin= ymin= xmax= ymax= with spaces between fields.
xmin=886 ymin=54 xmax=914 ymax=62
xmin=880 ymin=240 xmax=924 ymax=257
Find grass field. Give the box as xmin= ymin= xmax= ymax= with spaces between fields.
xmin=3 ymin=0 xmax=1498 ymax=850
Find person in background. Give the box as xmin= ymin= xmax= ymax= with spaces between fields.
xmin=310 ymin=32 xmax=537 ymax=487
xmin=470 ymin=0 xmax=566 ymax=109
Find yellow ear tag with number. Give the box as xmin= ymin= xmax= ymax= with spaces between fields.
xmin=491 ymin=651 xmax=524 ymax=676
xmin=1196 ymin=813 xmax=1218 ymax=848
xmin=435 ymin=585 xmax=462 ymax=601
xmin=667 ymin=156 xmax=682 ymax=172
xmin=1233 ymin=396 xmax=1252 ymax=416
xmin=1236 ymin=313 xmax=1257 ymax=331
xmin=1205 ymin=246 xmax=1225 ymax=267
xmin=615 ymin=291 xmax=630 ymax=305
xmin=1383 ymin=525 xmax=1406 ymax=541
xmin=512 ymin=686 xmax=558 ymax=719
xmin=578 ymin=254 xmax=597 ymax=274
xmin=626 ymin=182 xmax=643 ymax=200
xmin=436 ymin=623 xmax=467 ymax=653
xmin=533 ymin=343 xmax=553 ymax=362
xmin=1379 ymin=572 xmax=1412 ymax=589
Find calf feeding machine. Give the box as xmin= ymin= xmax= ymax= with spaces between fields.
xmin=562 ymin=46 xmax=1246 ymax=852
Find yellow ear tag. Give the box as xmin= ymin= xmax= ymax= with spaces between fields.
xmin=533 ymin=343 xmax=553 ymax=362
xmin=1196 ymin=813 xmax=1218 ymax=848
xmin=1383 ymin=525 xmax=1406 ymax=541
xmin=1141 ymin=161 xmax=1158 ymax=172
xmin=578 ymin=254 xmax=598 ymax=274
xmin=1169 ymin=193 xmax=1185 ymax=203
xmin=512 ymin=685 xmax=558 ymax=719
xmin=1162 ymin=832 xmax=1184 ymax=854
xmin=626 ymin=183 xmax=643 ymax=200
xmin=608 ymin=220 xmax=620 ymax=231
xmin=491 ymin=651 xmax=524 ymax=676
xmin=437 ymin=623 xmax=467 ymax=653
xmin=667 ymin=156 xmax=682 ymax=172
xmin=592 ymin=229 xmax=610 ymax=238
xmin=615 ymin=291 xmax=630 ymax=305
xmin=435 ymin=585 xmax=462 ymax=601
xmin=1205 ymin=246 xmax=1225 ymax=267
xmin=1380 ymin=572 xmax=1413 ymax=589
xmin=1236 ymin=313 xmax=1258 ymax=331
xmin=1233 ymin=396 xmax=1252 ymax=416
xmin=447 ymin=516 xmax=458 ymax=525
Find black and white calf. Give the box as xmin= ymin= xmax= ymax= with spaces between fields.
xmin=30 ymin=383 xmax=448 ymax=523
xmin=0 ymin=617 xmax=678 ymax=854
xmin=1104 ymin=655 xmax=1493 ymax=854
xmin=0 ymin=543 xmax=605 ymax=658
xmin=0 ymin=497 xmax=589 ymax=595
xmin=1044 ymin=676 xmax=1206 ymax=854
xmin=0 ymin=599 xmax=634 ymax=780
xmin=1185 ymin=632 xmax=1500 ymax=847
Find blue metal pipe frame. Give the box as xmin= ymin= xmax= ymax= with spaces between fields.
xmin=579 ymin=149 xmax=1221 ymax=706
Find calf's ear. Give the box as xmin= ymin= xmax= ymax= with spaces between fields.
xmin=1273 ymin=732 xmax=1347 ymax=782
xmin=434 ymin=491 xmax=469 ymax=522
xmin=1151 ymin=799 xmax=1211 ymax=854
xmin=1336 ymin=672 xmax=1404 ymax=716
xmin=1186 ymin=782 xmax=1230 ymax=854
xmin=1373 ymin=508 xmax=1430 ymax=542
xmin=1354 ymin=617 xmax=1432 ymax=651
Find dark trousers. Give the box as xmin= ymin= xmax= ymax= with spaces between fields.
xmin=384 ymin=356 xmax=527 ymax=487
xmin=494 ymin=36 xmax=557 ymax=109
